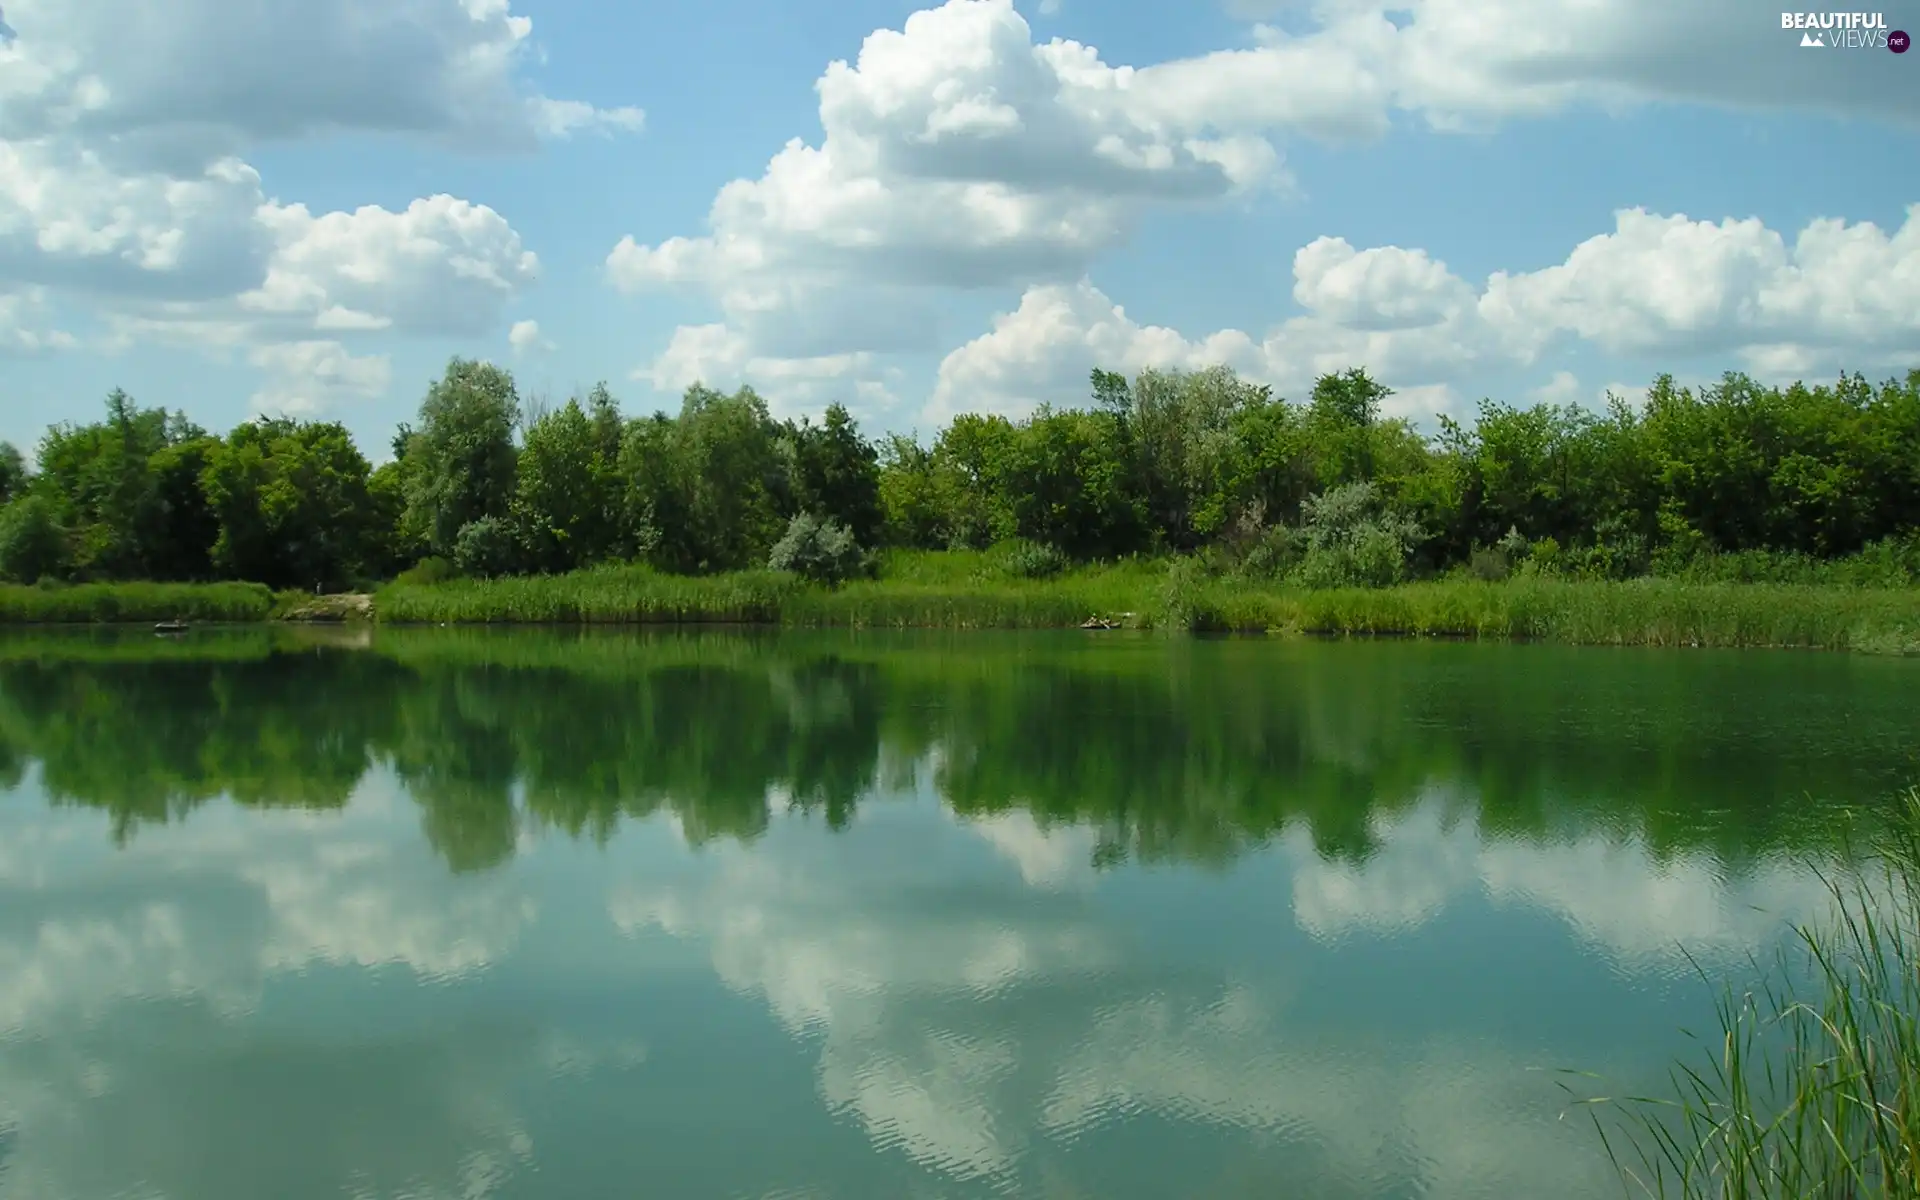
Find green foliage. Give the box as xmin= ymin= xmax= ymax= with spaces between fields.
xmin=377 ymin=564 xmax=798 ymax=624
xmin=512 ymin=398 xmax=616 ymax=574
xmin=200 ymin=418 xmax=375 ymax=590
xmin=1002 ymin=540 xmax=1067 ymax=580
xmin=393 ymin=557 xmax=459 ymax=588
xmin=0 ymin=494 xmax=69 ymax=582
xmin=1292 ymin=481 xmax=1424 ymax=588
xmin=404 ymin=358 xmax=521 ymax=558
xmin=4 ymin=360 xmax=1918 ymax=609
xmin=0 ymin=581 xmax=274 ymax=622
xmin=786 ymin=403 xmax=882 ymax=545
xmin=0 ymin=442 xmax=26 ymax=505
xmin=767 ymin=512 xmax=869 ymax=586
xmin=452 ymin=517 xmax=519 ymax=579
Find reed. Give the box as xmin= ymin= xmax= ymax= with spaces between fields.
xmin=1566 ymin=788 xmax=1920 ymax=1198
xmin=0 ymin=581 xmax=276 ymax=623
xmin=374 ymin=564 xmax=799 ymax=624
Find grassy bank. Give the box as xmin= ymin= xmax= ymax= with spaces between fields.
xmin=373 ymin=552 xmax=1920 ymax=652
xmin=7 ymin=553 xmax=1920 ymax=653
xmin=0 ymin=581 xmax=278 ymax=624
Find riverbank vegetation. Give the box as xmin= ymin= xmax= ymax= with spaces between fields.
xmin=3 ymin=359 xmax=1916 ymax=631
xmin=1572 ymin=786 xmax=1920 ymax=1197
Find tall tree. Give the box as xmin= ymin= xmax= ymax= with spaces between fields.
xmin=404 ymin=359 xmax=521 ymax=559
xmin=201 ymin=418 xmax=376 ymax=590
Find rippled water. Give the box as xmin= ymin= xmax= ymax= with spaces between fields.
xmin=0 ymin=627 xmax=1916 ymax=1199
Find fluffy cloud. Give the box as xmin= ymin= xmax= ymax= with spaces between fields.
xmin=1163 ymin=0 xmax=1914 ymax=135
xmin=0 ymin=0 xmax=641 ymax=160
xmin=0 ymin=146 xmax=272 ymax=300
xmin=247 ymin=340 xmax=393 ymax=417
xmin=610 ymin=0 xmax=1283 ymax=372
xmin=242 ymin=196 xmax=539 ymax=338
xmin=508 ymin=318 xmax=551 ymax=354
xmin=637 ymin=323 xmax=901 ymax=418
xmin=613 ymin=0 xmax=1912 ymax=410
xmin=931 ymin=205 xmax=1920 ymax=421
xmin=0 ymin=0 xmax=623 ymax=413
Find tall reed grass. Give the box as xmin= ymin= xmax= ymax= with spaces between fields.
xmin=1566 ymin=788 xmax=1920 ymax=1198
xmin=369 ymin=558 xmax=1920 ymax=651
xmin=374 ymin=564 xmax=799 ymax=624
xmin=0 ymin=581 xmax=276 ymax=623
xmin=1190 ymin=579 xmax=1920 ymax=653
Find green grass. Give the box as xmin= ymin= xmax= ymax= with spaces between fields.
xmin=13 ymin=553 xmax=1920 ymax=652
xmin=1189 ymin=578 xmax=1920 ymax=653
xmin=369 ymin=552 xmax=1920 ymax=652
xmin=374 ymin=563 xmax=800 ymax=624
xmin=0 ymin=581 xmax=276 ymax=624
xmin=1566 ymin=787 xmax=1920 ymax=1198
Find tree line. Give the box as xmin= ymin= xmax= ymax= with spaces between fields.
xmin=2 ymin=359 xmax=1916 ymax=590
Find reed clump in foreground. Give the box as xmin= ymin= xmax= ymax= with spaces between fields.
xmin=1566 ymin=787 xmax=1920 ymax=1198
xmin=0 ymin=580 xmax=276 ymax=623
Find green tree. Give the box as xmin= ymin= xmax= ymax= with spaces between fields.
xmin=674 ymin=385 xmax=785 ymax=571
xmin=930 ymin=414 xmax=1018 ymax=549
xmin=513 ymin=398 xmax=612 ymax=573
xmin=1307 ymin=368 xmax=1393 ymax=486
xmin=787 ymin=403 xmax=882 ymax=546
xmin=404 ymin=359 xmax=521 ymax=559
xmin=1000 ymin=406 xmax=1143 ymax=559
xmin=201 ymin=418 xmax=376 ymax=590
xmin=0 ymin=443 xmax=24 ymax=506
xmin=0 ymin=494 xmax=69 ymax=582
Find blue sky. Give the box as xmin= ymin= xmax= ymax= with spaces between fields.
xmin=1 ymin=0 xmax=1916 ymax=460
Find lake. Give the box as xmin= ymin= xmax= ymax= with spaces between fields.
xmin=0 ymin=627 xmax=1916 ymax=1199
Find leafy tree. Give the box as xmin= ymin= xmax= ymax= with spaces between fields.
xmin=930 ymin=414 xmax=1019 ymax=549
xmin=404 ymin=359 xmax=520 ymax=558
xmin=876 ymin=434 xmax=947 ymax=549
xmin=787 ymin=403 xmax=882 ymax=546
xmin=1308 ymin=368 xmax=1393 ymax=485
xmin=1000 ymin=406 xmax=1143 ymax=559
xmin=0 ymin=494 xmax=69 ymax=582
xmin=200 ymin=418 xmax=376 ymax=590
xmin=513 ymin=398 xmax=613 ymax=574
xmin=673 ymin=385 xmax=785 ymax=571
xmin=0 ymin=443 xmax=25 ymax=506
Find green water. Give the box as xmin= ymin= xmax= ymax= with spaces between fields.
xmin=1 ymin=627 xmax=1917 ymax=1199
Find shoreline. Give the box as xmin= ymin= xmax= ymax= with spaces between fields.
xmin=2 ymin=571 xmax=1916 ymax=653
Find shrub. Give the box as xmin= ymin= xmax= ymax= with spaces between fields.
xmin=768 ymin=512 xmax=869 ymax=586
xmin=453 ymin=517 xmax=519 ymax=579
xmin=1290 ymin=481 xmax=1424 ymax=588
xmin=393 ymin=556 xmax=459 ymax=587
xmin=1003 ymin=540 xmax=1067 ymax=580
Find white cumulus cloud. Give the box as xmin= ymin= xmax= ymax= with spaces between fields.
xmin=612 ymin=0 xmax=1913 ymax=415
xmin=930 ymin=205 xmax=1920 ymax=423
xmin=0 ymin=0 xmax=625 ymax=413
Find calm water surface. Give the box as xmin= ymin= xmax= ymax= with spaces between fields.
xmin=0 ymin=628 xmax=1917 ymax=1199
